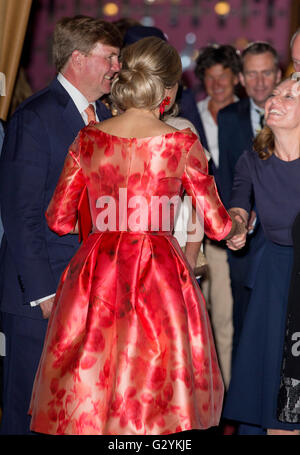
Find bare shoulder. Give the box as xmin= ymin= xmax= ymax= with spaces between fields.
xmin=91 ymin=113 xmax=178 ymax=138
xmin=92 ymin=117 xmax=117 ymax=133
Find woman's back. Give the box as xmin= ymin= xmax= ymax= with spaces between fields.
xmin=74 ymin=122 xmax=198 ymax=234
xmin=95 ymin=109 xmax=177 ymax=139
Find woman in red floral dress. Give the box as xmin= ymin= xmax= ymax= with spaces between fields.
xmin=29 ymin=37 xmax=245 ymax=435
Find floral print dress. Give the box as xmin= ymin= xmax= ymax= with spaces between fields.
xmin=29 ymin=125 xmax=232 ymax=435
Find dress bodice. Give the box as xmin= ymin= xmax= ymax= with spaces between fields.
xmin=46 ymin=125 xmax=231 ymax=241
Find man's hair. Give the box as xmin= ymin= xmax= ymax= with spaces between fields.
xmin=241 ymin=41 xmax=279 ymax=72
xmin=53 ymin=15 xmax=122 ymax=72
xmin=194 ymin=44 xmax=242 ymax=82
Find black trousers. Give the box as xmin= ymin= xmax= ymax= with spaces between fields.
xmin=0 ymin=312 xmax=47 ymax=435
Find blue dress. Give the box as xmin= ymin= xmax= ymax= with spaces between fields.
xmin=223 ymin=149 xmax=300 ymax=430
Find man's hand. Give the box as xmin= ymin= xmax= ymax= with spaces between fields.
xmin=40 ymin=295 xmax=55 ymax=319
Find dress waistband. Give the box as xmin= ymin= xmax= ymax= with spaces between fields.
xmin=91 ymin=230 xmax=173 ymax=237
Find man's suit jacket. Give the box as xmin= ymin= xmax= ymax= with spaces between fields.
xmin=0 ymin=78 xmax=111 ymax=319
xmin=177 ymin=86 xmax=209 ymax=152
xmin=218 ymin=97 xmax=253 ymax=209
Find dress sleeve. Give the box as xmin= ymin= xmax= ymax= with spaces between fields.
xmin=182 ymin=137 xmax=232 ymax=241
xmin=46 ymin=132 xmax=86 ymax=235
xmin=229 ymin=150 xmax=253 ymax=214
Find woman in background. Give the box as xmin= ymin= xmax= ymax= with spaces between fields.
xmin=223 ymin=74 xmax=300 ymax=435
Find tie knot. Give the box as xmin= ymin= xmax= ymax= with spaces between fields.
xmin=256 ymin=109 xmax=264 ymax=130
xmin=85 ymin=104 xmax=96 ymax=123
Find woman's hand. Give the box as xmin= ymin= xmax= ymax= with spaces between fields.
xmin=226 ymin=232 xmax=247 ymax=250
xmin=225 ymin=207 xmax=248 ymax=250
xmin=70 ymin=221 xmax=79 ymax=234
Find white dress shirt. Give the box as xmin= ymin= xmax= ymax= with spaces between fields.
xmin=30 ymin=74 xmax=99 ymax=307
xmin=57 ymin=73 xmax=99 ymax=122
xmin=250 ymin=97 xmax=265 ymax=136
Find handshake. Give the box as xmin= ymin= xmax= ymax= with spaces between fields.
xmin=225 ymin=207 xmax=254 ymax=251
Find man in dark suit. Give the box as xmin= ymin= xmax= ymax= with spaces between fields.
xmin=0 ymin=16 xmax=121 ymax=434
xmin=218 ymin=42 xmax=281 ymax=372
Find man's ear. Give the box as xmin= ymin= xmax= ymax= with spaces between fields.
xmin=233 ymin=74 xmax=239 ymax=86
xmin=239 ymin=71 xmax=245 ymax=88
xmin=276 ymin=68 xmax=282 ymax=84
xmin=70 ymin=50 xmax=85 ymax=70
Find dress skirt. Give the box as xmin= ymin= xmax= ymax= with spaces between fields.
xmin=223 ymin=240 xmax=300 ymax=430
xmin=29 ymin=231 xmax=224 ymax=435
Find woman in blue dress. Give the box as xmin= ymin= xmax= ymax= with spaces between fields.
xmin=223 ymin=74 xmax=300 ymax=435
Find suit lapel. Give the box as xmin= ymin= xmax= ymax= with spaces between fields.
xmin=49 ymin=78 xmax=85 ymax=138
xmin=49 ymin=78 xmax=112 ymax=135
xmin=62 ymin=98 xmax=85 ymax=138
xmin=96 ymin=99 xmax=112 ymax=122
xmin=238 ymin=98 xmax=254 ymax=143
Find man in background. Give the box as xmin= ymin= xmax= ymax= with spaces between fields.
xmin=290 ymin=27 xmax=300 ymax=73
xmin=194 ymin=44 xmax=242 ymax=391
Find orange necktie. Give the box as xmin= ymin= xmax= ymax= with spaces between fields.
xmin=84 ymin=104 xmax=96 ymax=123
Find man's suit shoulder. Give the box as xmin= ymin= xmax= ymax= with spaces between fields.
xmin=12 ymin=79 xmax=110 ymax=122
xmin=220 ymin=97 xmax=249 ymax=116
xmin=13 ymin=81 xmax=64 ymax=118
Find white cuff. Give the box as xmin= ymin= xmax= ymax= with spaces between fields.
xmin=30 ymin=293 xmax=56 ymax=307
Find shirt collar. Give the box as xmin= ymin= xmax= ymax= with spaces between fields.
xmin=200 ymin=95 xmax=239 ymax=111
xmin=57 ymin=73 xmax=96 ymax=115
xmin=250 ymin=97 xmax=264 ymax=115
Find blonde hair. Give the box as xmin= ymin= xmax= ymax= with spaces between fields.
xmin=111 ymin=36 xmax=182 ymax=112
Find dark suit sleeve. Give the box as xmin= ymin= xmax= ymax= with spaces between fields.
xmin=0 ymin=108 xmax=57 ymax=303
xmin=217 ymin=109 xmax=235 ymax=208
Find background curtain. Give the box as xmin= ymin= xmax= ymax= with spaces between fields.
xmin=0 ymin=0 xmax=32 ymax=121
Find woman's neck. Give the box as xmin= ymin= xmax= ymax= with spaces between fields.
xmin=125 ymin=107 xmax=160 ymax=119
xmin=273 ymin=129 xmax=300 ymax=161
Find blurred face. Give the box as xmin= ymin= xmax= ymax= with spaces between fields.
xmin=240 ymin=51 xmax=281 ymax=108
xmin=292 ymin=33 xmax=300 ymax=72
xmin=77 ymin=41 xmax=120 ymax=101
xmin=265 ymin=79 xmax=300 ymax=131
xmin=203 ymin=64 xmax=238 ymax=106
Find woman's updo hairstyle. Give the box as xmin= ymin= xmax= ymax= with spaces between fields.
xmin=111 ymin=36 xmax=182 ymax=112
